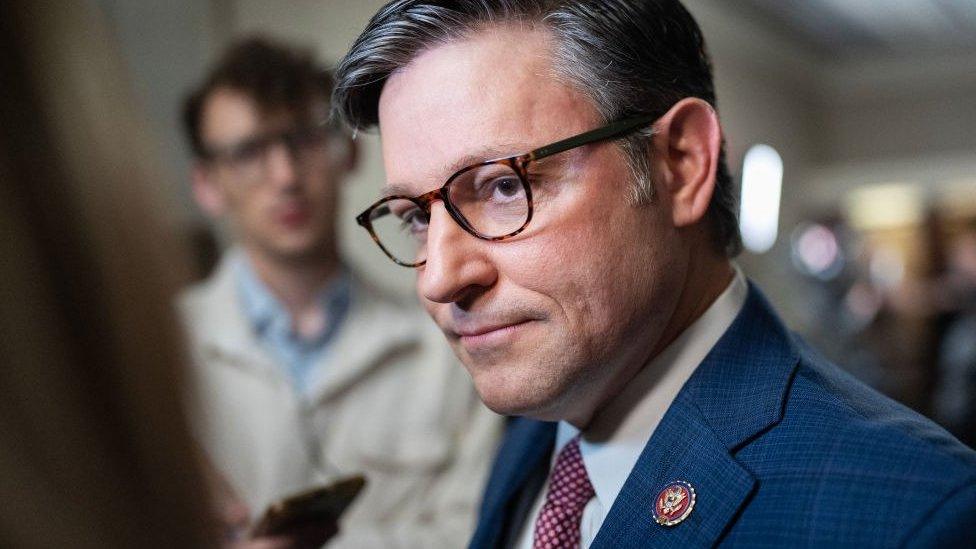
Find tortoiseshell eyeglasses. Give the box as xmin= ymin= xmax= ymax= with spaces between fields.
xmin=356 ymin=113 xmax=658 ymax=267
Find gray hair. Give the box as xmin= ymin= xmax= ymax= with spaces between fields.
xmin=334 ymin=0 xmax=742 ymax=257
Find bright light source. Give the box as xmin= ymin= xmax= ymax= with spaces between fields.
xmin=791 ymin=223 xmax=844 ymax=280
xmin=845 ymin=182 xmax=923 ymax=230
xmin=739 ymin=144 xmax=783 ymax=254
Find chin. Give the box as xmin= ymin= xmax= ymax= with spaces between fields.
xmin=467 ymin=360 xmax=573 ymax=420
xmin=267 ymin=236 xmax=330 ymax=262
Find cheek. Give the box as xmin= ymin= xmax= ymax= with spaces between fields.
xmin=315 ymin=177 xmax=341 ymax=211
xmin=239 ymin=191 xmax=270 ymax=224
xmin=419 ymin=287 xmax=453 ymax=336
xmin=304 ymin=161 xmax=336 ymax=193
xmin=520 ymin=202 xmax=672 ymax=338
xmin=501 ymin=225 xmax=626 ymax=325
xmin=217 ymin=184 xmax=251 ymax=218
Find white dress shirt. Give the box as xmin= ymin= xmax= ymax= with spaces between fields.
xmin=517 ymin=268 xmax=748 ymax=548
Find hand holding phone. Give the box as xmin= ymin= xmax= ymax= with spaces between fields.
xmin=250 ymin=475 xmax=367 ymax=540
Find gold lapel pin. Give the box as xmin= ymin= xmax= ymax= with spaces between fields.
xmin=652 ymin=480 xmax=696 ymax=527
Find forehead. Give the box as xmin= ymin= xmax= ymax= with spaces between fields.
xmin=377 ymin=25 xmax=601 ymax=192
xmin=200 ymin=88 xmax=261 ymax=145
xmin=200 ymin=88 xmax=310 ymax=145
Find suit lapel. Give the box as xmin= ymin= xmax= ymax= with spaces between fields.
xmin=591 ymin=391 xmax=755 ymax=548
xmin=470 ymin=418 xmax=556 ymax=549
xmin=593 ymin=284 xmax=799 ymax=548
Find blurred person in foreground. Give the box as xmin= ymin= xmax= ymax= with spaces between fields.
xmin=180 ymin=37 xmax=501 ymax=548
xmin=1 ymin=1 xmax=211 ymax=546
xmin=334 ymin=1 xmax=976 ymax=546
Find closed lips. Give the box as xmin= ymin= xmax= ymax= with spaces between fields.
xmin=454 ymin=319 xmax=535 ymax=338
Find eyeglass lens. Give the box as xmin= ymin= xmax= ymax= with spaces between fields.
xmin=209 ymin=125 xmax=330 ymax=177
xmin=367 ymin=162 xmax=529 ymax=266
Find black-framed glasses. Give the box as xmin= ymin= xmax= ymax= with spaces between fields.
xmin=201 ymin=119 xmax=336 ymax=179
xmin=356 ymin=113 xmax=658 ymax=267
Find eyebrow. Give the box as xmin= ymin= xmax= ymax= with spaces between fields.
xmin=380 ymin=142 xmax=527 ymax=197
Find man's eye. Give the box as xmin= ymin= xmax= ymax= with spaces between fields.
xmin=495 ymin=177 xmax=523 ymax=197
xmin=482 ymin=176 xmax=525 ymax=202
xmin=227 ymin=139 xmax=266 ymax=163
xmin=396 ymin=208 xmax=429 ymax=234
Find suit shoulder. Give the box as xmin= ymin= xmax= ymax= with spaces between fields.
xmin=904 ymin=478 xmax=976 ymax=546
xmin=730 ymin=345 xmax=976 ymax=545
xmin=785 ymin=346 xmax=976 ymax=476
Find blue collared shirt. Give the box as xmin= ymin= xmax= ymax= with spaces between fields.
xmin=234 ymin=255 xmax=352 ymax=396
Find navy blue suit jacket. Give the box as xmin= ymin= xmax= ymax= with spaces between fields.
xmin=471 ymin=285 xmax=976 ymax=548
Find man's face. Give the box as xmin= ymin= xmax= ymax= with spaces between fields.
xmin=378 ymin=27 xmax=689 ymax=423
xmin=195 ymin=88 xmax=345 ymax=263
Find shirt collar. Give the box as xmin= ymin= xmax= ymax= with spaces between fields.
xmin=235 ymin=253 xmax=278 ymax=334
xmin=554 ymin=266 xmax=749 ymax=512
xmin=233 ymin=253 xmax=352 ymax=346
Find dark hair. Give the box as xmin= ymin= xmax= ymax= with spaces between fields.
xmin=333 ymin=0 xmax=742 ymax=257
xmin=182 ymin=36 xmax=333 ymax=159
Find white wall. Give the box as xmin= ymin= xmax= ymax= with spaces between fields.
xmin=817 ymin=50 xmax=976 ymax=169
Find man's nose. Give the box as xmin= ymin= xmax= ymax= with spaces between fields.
xmin=419 ymin=203 xmax=497 ymax=305
xmin=264 ymin=142 xmax=298 ymax=188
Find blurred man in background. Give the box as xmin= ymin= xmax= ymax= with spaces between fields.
xmin=180 ymin=37 xmax=501 ymax=547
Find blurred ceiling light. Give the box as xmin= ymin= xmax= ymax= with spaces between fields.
xmin=739 ymin=144 xmax=784 ymax=254
xmin=791 ymin=223 xmax=844 ymax=280
xmin=845 ymin=182 xmax=924 ymax=230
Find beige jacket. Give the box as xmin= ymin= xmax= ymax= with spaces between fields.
xmin=178 ymin=252 xmax=502 ymax=548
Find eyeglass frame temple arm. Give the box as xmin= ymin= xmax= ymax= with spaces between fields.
xmin=522 ymin=113 xmax=658 ymax=165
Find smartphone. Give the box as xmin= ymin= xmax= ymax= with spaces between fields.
xmin=250 ymin=475 xmax=366 ymax=538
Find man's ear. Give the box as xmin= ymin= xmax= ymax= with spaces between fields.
xmin=191 ymin=163 xmax=226 ymax=218
xmin=652 ymin=97 xmax=721 ymax=228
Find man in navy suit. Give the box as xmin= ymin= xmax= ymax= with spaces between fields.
xmin=333 ymin=0 xmax=976 ymax=546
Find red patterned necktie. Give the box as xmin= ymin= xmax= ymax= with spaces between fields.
xmin=532 ymin=435 xmax=595 ymax=549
